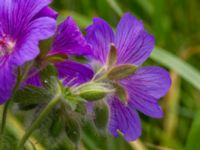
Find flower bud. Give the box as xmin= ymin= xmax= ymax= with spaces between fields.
xmin=93 ymin=102 xmax=109 ymax=130
xmin=64 ymin=114 xmax=80 ymax=144
xmin=75 ymin=82 xmax=113 ymax=101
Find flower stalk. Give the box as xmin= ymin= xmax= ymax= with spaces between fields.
xmin=17 ymin=84 xmax=62 ymax=150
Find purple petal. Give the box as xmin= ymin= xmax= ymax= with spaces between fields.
xmin=0 ymin=0 xmax=54 ymax=38
xmin=0 ymin=62 xmax=16 ymax=104
xmin=115 ymin=13 xmax=154 ymax=66
xmin=10 ymin=17 xmax=56 ymax=66
xmin=120 ymin=66 xmax=171 ymax=118
xmin=55 ymin=60 xmax=94 ymax=86
xmin=86 ymin=18 xmax=114 ymax=64
xmin=0 ymin=0 xmax=55 ymax=104
xmin=35 ymin=6 xmax=58 ymax=19
xmin=49 ymin=16 xmax=91 ymax=56
xmin=0 ymin=0 xmax=56 ymax=66
xmin=108 ymin=97 xmax=141 ymax=141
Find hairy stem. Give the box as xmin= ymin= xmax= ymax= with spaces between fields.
xmin=17 ymin=88 xmax=62 ymax=149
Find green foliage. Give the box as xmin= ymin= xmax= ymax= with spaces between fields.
xmin=186 ymin=111 xmax=200 ymax=150
xmin=40 ymin=64 xmax=58 ymax=90
xmin=13 ymin=86 xmax=52 ymax=111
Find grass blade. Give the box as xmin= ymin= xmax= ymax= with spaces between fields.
xmin=106 ymin=0 xmax=123 ymax=16
xmin=151 ymin=47 xmax=200 ymax=91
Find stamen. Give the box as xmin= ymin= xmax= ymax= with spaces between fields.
xmin=0 ymin=35 xmax=15 ymax=57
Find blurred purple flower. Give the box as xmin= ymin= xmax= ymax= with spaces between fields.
xmin=86 ymin=13 xmax=171 ymax=141
xmin=26 ymin=16 xmax=93 ymax=87
xmin=0 ymin=0 xmax=57 ymax=104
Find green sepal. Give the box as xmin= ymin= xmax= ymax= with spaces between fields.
xmin=107 ymin=44 xmax=117 ymax=68
xmin=113 ymin=82 xmax=128 ymax=104
xmin=64 ymin=95 xmax=85 ymax=110
xmin=107 ymin=64 xmax=137 ymax=80
xmin=45 ymin=53 xmax=68 ymax=63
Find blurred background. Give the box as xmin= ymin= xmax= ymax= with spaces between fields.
xmin=1 ymin=0 xmax=200 ymax=149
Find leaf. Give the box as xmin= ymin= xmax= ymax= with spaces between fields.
xmin=185 ymin=110 xmax=200 ymax=150
xmin=40 ymin=64 xmax=58 ymax=90
xmin=107 ymin=64 xmax=137 ymax=80
xmin=13 ymin=86 xmax=52 ymax=105
xmin=151 ymin=47 xmax=200 ymax=91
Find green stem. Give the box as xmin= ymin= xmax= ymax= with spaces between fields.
xmin=0 ymin=68 xmax=22 ymax=137
xmin=17 ymin=92 xmax=62 ymax=150
xmin=0 ymin=65 xmax=32 ymax=137
xmin=0 ymin=101 xmax=11 ymax=136
xmin=92 ymin=67 xmax=105 ymax=81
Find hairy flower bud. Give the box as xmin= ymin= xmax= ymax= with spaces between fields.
xmin=75 ymin=82 xmax=113 ymax=101
xmin=93 ymin=102 xmax=109 ymax=130
xmin=64 ymin=114 xmax=81 ymax=144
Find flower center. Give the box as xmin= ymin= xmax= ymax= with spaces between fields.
xmin=0 ymin=35 xmax=15 ymax=57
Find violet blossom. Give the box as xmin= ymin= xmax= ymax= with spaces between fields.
xmin=26 ymin=16 xmax=93 ymax=87
xmin=86 ymin=13 xmax=171 ymax=141
xmin=0 ymin=0 xmax=57 ymax=104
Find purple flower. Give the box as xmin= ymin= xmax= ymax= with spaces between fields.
xmin=26 ymin=16 xmax=93 ymax=87
xmin=86 ymin=13 xmax=171 ymax=141
xmin=0 ymin=0 xmax=57 ymax=104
